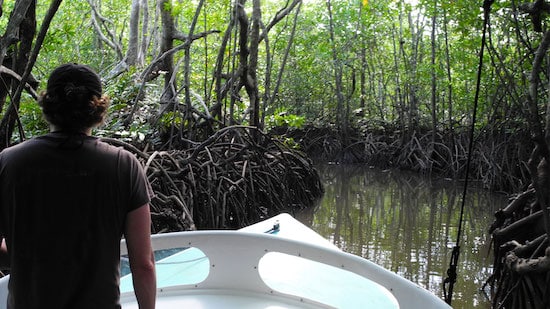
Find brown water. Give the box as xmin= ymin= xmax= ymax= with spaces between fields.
xmin=295 ymin=164 xmax=508 ymax=309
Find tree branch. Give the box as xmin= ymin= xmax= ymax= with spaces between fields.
xmin=87 ymin=0 xmax=124 ymax=60
xmin=0 ymin=65 xmax=38 ymax=99
xmin=519 ymin=0 xmax=550 ymax=32
xmin=0 ymin=0 xmax=34 ymax=66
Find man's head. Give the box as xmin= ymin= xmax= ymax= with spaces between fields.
xmin=38 ymin=63 xmax=109 ymax=132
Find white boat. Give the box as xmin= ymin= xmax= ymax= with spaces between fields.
xmin=0 ymin=213 xmax=451 ymax=308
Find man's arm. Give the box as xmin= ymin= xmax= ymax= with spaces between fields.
xmin=0 ymin=238 xmax=8 ymax=269
xmin=124 ymin=204 xmax=156 ymax=309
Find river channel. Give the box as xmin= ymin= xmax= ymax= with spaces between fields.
xmin=294 ymin=164 xmax=509 ymax=309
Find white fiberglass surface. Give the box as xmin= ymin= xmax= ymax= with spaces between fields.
xmin=120 ymin=245 xmax=400 ymax=308
xmin=258 ymin=252 xmax=400 ymax=309
xmin=120 ymin=247 xmax=210 ymax=293
xmin=120 ymin=290 xmax=324 ymax=309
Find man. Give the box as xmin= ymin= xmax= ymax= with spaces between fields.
xmin=0 ymin=239 xmax=7 ymax=272
xmin=0 ymin=63 xmax=156 ymax=308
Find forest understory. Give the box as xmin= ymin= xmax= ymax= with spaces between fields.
xmin=128 ymin=122 xmax=533 ymax=234
xmin=275 ymin=124 xmax=533 ymax=194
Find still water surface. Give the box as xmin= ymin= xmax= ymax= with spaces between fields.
xmin=295 ymin=164 xmax=508 ymax=309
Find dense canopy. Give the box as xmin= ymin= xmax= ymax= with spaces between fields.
xmin=0 ymin=0 xmax=541 ymax=191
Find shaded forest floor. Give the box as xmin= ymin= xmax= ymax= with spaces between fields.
xmin=271 ymin=124 xmax=533 ymax=194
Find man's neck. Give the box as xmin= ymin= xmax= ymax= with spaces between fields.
xmin=50 ymin=126 xmax=92 ymax=136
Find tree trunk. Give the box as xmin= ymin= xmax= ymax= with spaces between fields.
xmin=266 ymin=1 xmax=302 ymax=123
xmin=235 ymin=0 xmax=248 ymax=127
xmin=406 ymin=9 xmax=421 ymax=133
xmin=182 ymin=0 xmax=205 ymax=139
xmin=212 ymin=15 xmax=234 ymax=125
xmin=261 ymin=24 xmax=272 ymax=130
xmin=212 ymin=0 xmax=301 ymax=130
xmin=158 ymin=0 xmax=176 ymax=106
xmin=392 ymin=9 xmax=405 ymax=132
xmin=442 ymin=5 xmax=456 ymax=171
xmin=138 ymin=0 xmax=149 ymax=65
xmin=0 ymin=0 xmax=36 ymax=148
xmin=360 ymin=40 xmax=366 ymax=110
xmin=87 ymin=0 xmax=123 ymax=61
xmin=246 ymin=0 xmax=261 ymax=130
xmin=0 ymin=0 xmax=62 ymax=149
xmin=126 ymin=0 xmax=141 ymax=66
xmin=326 ymin=0 xmax=346 ymax=133
xmin=429 ymin=0 xmax=437 ymax=173
xmin=0 ymin=0 xmax=34 ymax=67
xmin=106 ymin=0 xmax=149 ymax=77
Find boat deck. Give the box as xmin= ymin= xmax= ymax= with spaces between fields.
xmin=118 ymin=214 xmax=433 ymax=308
xmin=122 ymin=289 xmax=333 ymax=309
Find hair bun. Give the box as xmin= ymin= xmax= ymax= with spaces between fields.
xmin=64 ymin=83 xmax=76 ymax=97
xmin=47 ymin=63 xmax=102 ymax=97
xmin=38 ymin=63 xmax=109 ymax=131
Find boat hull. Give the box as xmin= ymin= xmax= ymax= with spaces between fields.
xmin=0 ymin=213 xmax=451 ymax=308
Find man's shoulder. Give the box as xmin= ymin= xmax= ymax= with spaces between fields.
xmin=94 ymin=139 xmax=138 ymax=159
xmin=0 ymin=138 xmax=47 ymax=175
xmin=0 ymin=137 xmax=43 ymax=157
xmin=91 ymin=139 xmax=144 ymax=172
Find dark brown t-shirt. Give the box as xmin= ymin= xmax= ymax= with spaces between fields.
xmin=0 ymin=132 xmax=152 ymax=309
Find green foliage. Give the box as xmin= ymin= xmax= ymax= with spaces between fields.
xmin=98 ymin=68 xmax=158 ymax=141
xmin=18 ymin=99 xmax=49 ymax=138
xmin=163 ymin=0 xmax=185 ymax=18
xmin=158 ymin=111 xmax=184 ymax=133
xmin=105 ymin=68 xmax=142 ymax=107
xmin=278 ymin=136 xmax=301 ymax=150
xmin=2 ymin=0 xmax=539 ymax=146
xmin=267 ymin=108 xmax=305 ymax=129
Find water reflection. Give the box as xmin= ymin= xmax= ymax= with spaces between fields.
xmin=296 ymin=164 xmax=508 ymax=309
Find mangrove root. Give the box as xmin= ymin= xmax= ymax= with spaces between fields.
xmin=104 ymin=126 xmax=324 ymax=232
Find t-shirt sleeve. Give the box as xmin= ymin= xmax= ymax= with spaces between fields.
xmin=126 ymin=152 xmax=154 ymax=212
